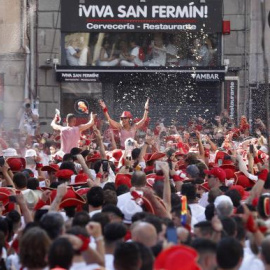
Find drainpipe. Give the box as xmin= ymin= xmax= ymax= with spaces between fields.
xmin=244 ymin=0 xmax=248 ymax=118
xmin=21 ymin=0 xmax=30 ymax=99
xmin=29 ymin=0 xmax=36 ymax=107
xmin=24 ymin=46 xmax=30 ymax=99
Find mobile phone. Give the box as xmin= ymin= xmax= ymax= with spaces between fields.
xmin=0 ymin=156 xmax=5 ymax=167
xmin=155 ymin=161 xmax=166 ymax=171
xmin=9 ymin=195 xmax=17 ymax=203
xmin=39 ymin=181 xmax=46 ymax=187
xmin=166 ymin=227 xmax=178 ymax=244
xmin=102 ymin=160 xmax=109 ymax=172
xmin=249 ymin=144 xmax=254 ymax=154
xmin=168 ymin=160 xmax=172 ymax=170
xmin=190 ymin=132 xmax=196 ymax=138
xmin=218 ymin=159 xmax=222 ymax=166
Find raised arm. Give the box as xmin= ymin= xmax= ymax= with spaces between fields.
xmin=134 ymin=98 xmax=149 ymax=130
xmin=51 ymin=113 xmax=63 ymax=131
xmin=78 ymin=112 xmax=96 ymax=132
xmin=93 ymin=126 xmax=106 ymax=160
xmin=196 ymin=130 xmax=205 ymax=161
xmin=160 ymin=162 xmax=171 ymax=213
xmin=99 ymin=100 xmax=121 ymax=130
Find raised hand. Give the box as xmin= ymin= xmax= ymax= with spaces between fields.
xmin=99 ymin=100 xmax=106 ymax=109
xmin=145 ymin=98 xmax=149 ymax=110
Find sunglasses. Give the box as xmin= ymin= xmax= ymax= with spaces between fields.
xmin=121 ymin=117 xmax=129 ymax=120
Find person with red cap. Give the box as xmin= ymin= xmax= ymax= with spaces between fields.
xmin=51 ymin=112 xmax=96 ymax=154
xmin=99 ymin=98 xmax=149 ymax=149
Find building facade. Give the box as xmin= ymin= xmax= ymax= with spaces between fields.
xmin=0 ymin=0 xmax=269 ymax=132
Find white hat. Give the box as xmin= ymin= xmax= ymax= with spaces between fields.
xmin=214 ymin=195 xmax=233 ymax=208
xmin=119 ymin=199 xmax=142 ymax=224
xmin=260 ymin=146 xmax=268 ymax=154
xmin=3 ymin=148 xmax=18 ymax=158
xmin=22 ymin=189 xmax=42 ymax=209
xmin=25 ymin=149 xmax=37 ymax=158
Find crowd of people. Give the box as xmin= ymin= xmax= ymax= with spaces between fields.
xmin=0 ymin=98 xmax=269 ymax=270
xmin=65 ymin=32 xmax=217 ymax=67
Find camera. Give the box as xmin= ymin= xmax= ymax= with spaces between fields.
xmin=127 ymin=139 xmax=134 ymax=147
xmin=25 ymin=103 xmax=31 ymax=109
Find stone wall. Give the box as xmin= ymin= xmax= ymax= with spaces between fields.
xmin=249 ymin=0 xmax=270 ymax=84
xmin=223 ymin=0 xmax=250 ymax=116
xmin=37 ymin=0 xmax=61 ymax=132
xmin=0 ymin=0 xmax=25 ymax=129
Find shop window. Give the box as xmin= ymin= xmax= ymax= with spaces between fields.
xmin=62 ymin=32 xmax=221 ymax=67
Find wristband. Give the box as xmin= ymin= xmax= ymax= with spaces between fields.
xmin=78 ymin=234 xmax=90 ymax=252
xmin=145 ymin=109 xmax=149 ymax=111
xmin=36 ymin=163 xmax=43 ymax=169
xmin=95 ymin=236 xmax=104 ymax=242
xmin=103 ymin=107 xmax=108 ymax=113
xmin=96 ymin=173 xmax=103 ymax=179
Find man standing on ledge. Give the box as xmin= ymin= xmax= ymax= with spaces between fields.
xmin=51 ymin=112 xmax=95 ymax=153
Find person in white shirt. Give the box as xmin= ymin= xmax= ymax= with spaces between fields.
xmin=144 ymin=33 xmax=167 ymax=66
xmin=66 ymin=38 xmax=91 ymax=66
xmin=181 ymin=183 xmax=206 ymax=228
xmin=98 ymin=38 xmax=119 ymax=66
xmin=120 ymin=39 xmax=143 ymax=67
xmin=66 ymin=40 xmax=80 ymax=66
xmin=104 ymin=223 xmax=127 ymax=270
xmin=87 ymin=186 xmax=104 ymax=217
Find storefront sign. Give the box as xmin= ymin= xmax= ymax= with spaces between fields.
xmin=61 ymin=0 xmax=222 ymax=33
xmin=56 ymin=71 xmax=100 ymax=82
xmin=56 ymin=66 xmax=225 ymax=83
xmin=191 ymin=73 xmax=222 ymax=82
xmin=224 ymin=77 xmax=239 ymax=121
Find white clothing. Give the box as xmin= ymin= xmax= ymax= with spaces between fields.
xmin=120 ymin=46 xmax=143 ymax=67
xmin=19 ymin=108 xmax=39 ymax=136
xmin=99 ymin=59 xmax=119 ymax=66
xmin=166 ymin=44 xmax=179 ymax=65
xmin=117 ymin=192 xmax=143 ymax=224
xmin=199 ymin=192 xmax=209 ymax=208
xmin=89 ymin=209 xmax=102 ymax=218
xmin=6 ymin=254 xmax=20 ymax=270
xmin=39 ymin=151 xmax=50 ymax=166
xmin=144 ymin=45 xmax=166 ymax=66
xmin=78 ymin=47 xmax=88 ymax=66
xmin=98 ymin=50 xmax=119 ymax=66
xmin=6 ymin=254 xmax=49 ymax=270
xmin=239 ymin=240 xmax=264 ymax=270
xmin=71 ymin=262 xmax=102 ymax=270
xmin=131 ymin=46 xmax=143 ymax=66
xmin=66 ymin=46 xmax=80 ymax=66
xmin=105 ymin=254 xmax=115 ymax=270
xmin=189 ymin=203 xmax=206 ymax=223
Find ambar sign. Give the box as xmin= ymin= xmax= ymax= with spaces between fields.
xmin=191 ymin=73 xmax=221 ymax=81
